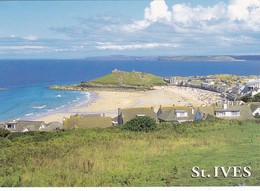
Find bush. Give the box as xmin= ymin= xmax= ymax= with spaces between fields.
xmin=7 ymin=131 xmax=63 ymax=142
xmin=0 ymin=128 xmax=10 ymax=138
xmin=239 ymin=94 xmax=252 ymax=102
xmin=252 ymin=93 xmax=260 ymax=102
xmin=123 ymin=116 xmax=156 ymax=132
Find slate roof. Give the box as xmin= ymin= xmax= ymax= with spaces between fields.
xmin=121 ymin=107 xmax=157 ymax=124
xmin=195 ymin=105 xmax=254 ymax=120
xmin=5 ymin=120 xmax=45 ymax=132
xmin=64 ymin=117 xmax=112 ymax=129
xmin=43 ymin=121 xmax=63 ymax=131
xmin=71 ymin=114 xmax=101 ymax=118
xmin=158 ymin=108 xmax=194 ymax=122
xmin=157 ymin=106 xmax=191 ymax=114
xmin=195 ymin=107 xmax=215 ymax=120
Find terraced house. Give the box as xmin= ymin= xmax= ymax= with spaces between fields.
xmin=157 ymin=106 xmax=195 ymax=123
xmin=194 ymin=104 xmax=254 ymax=121
xmin=63 ymin=114 xmax=112 ymax=129
xmin=3 ymin=120 xmax=62 ymax=132
xmin=157 ymin=104 xmax=255 ymax=124
xmin=4 ymin=120 xmax=46 ymax=132
xmin=117 ymin=107 xmax=157 ymax=125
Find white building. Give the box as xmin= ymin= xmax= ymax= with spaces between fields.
xmin=251 ymin=89 xmax=260 ymax=97
xmin=245 ymin=79 xmax=260 ymax=91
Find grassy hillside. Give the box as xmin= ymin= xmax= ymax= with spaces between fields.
xmin=50 ymin=70 xmax=165 ymax=91
xmin=0 ymin=120 xmax=259 ymax=186
xmin=90 ymin=70 xmax=165 ymax=87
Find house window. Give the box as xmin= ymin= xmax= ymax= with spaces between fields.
xmin=231 ymin=112 xmax=240 ymax=116
xmin=216 ymin=112 xmax=225 ymax=116
xmin=176 ymin=112 xmax=188 ymax=117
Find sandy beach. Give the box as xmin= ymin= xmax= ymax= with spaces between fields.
xmin=36 ymin=86 xmax=222 ymax=123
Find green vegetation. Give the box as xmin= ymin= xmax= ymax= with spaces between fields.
xmin=190 ymin=80 xmax=202 ymax=85
xmin=240 ymin=93 xmax=260 ymax=102
xmin=123 ymin=116 xmax=156 ymax=132
xmin=90 ymin=70 xmax=165 ymax=87
xmin=0 ymin=120 xmax=259 ymax=186
xmin=50 ymin=70 xmax=165 ymax=91
xmin=0 ymin=128 xmax=10 ymax=138
xmin=214 ymin=74 xmax=239 ymax=85
xmin=252 ymin=93 xmax=260 ymax=102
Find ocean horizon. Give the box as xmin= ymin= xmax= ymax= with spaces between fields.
xmin=0 ymin=59 xmax=259 ymax=122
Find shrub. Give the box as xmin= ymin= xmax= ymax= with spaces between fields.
xmin=0 ymin=138 xmax=12 ymax=147
xmin=252 ymin=93 xmax=260 ymax=102
xmin=123 ymin=116 xmax=156 ymax=132
xmin=239 ymin=94 xmax=252 ymax=102
xmin=0 ymin=128 xmax=10 ymax=138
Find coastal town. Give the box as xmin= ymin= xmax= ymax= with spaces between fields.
xmin=165 ymin=74 xmax=260 ymax=101
xmin=1 ymin=71 xmax=260 ymax=133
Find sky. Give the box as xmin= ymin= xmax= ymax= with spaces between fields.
xmin=0 ymin=0 xmax=260 ymax=59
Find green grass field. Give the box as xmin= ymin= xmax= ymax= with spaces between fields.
xmin=91 ymin=71 xmax=165 ymax=86
xmin=0 ymin=120 xmax=259 ymax=187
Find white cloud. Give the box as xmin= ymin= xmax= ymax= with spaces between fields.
xmin=22 ymin=35 xmax=39 ymax=41
xmin=144 ymin=0 xmax=172 ymax=22
xmin=123 ymin=20 xmax=151 ymax=32
xmin=96 ymin=43 xmax=178 ymax=50
xmin=123 ymin=0 xmax=171 ymax=32
xmin=95 ymin=42 xmax=112 ymax=45
xmin=228 ymin=0 xmax=260 ymax=30
xmin=124 ymin=0 xmax=260 ymax=32
xmin=8 ymin=35 xmax=39 ymax=40
xmin=0 ymin=45 xmax=45 ymax=50
xmin=172 ymin=3 xmax=226 ymax=25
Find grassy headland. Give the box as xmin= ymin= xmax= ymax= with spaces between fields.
xmin=50 ymin=70 xmax=165 ymax=91
xmin=0 ymin=120 xmax=259 ymax=186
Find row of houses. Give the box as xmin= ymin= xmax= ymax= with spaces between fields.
xmin=117 ymin=103 xmax=258 ymax=125
xmin=166 ymin=76 xmax=260 ymax=100
xmin=1 ymin=103 xmax=260 ymax=132
xmin=61 ymin=102 xmax=260 ymax=129
xmin=0 ymin=120 xmax=62 ymax=133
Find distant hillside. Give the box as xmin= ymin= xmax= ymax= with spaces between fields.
xmin=84 ymin=55 xmax=260 ymax=61
xmin=232 ymin=55 xmax=260 ymax=61
xmin=84 ymin=55 xmax=157 ymax=61
xmin=50 ymin=70 xmax=165 ymax=91
xmin=158 ymin=56 xmax=242 ymax=62
xmin=85 ymin=55 xmax=260 ymax=62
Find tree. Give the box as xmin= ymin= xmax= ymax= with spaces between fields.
xmin=0 ymin=128 xmax=10 ymax=138
xmin=123 ymin=116 xmax=156 ymax=132
xmin=252 ymin=93 xmax=260 ymax=102
xmin=240 ymin=94 xmax=252 ymax=102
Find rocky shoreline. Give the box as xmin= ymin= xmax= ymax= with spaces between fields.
xmin=49 ymin=82 xmax=154 ymax=92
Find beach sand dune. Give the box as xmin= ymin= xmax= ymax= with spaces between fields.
xmin=37 ymin=86 xmax=222 ymax=123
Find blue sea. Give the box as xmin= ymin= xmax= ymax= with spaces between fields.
xmin=0 ymin=59 xmax=259 ymax=121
